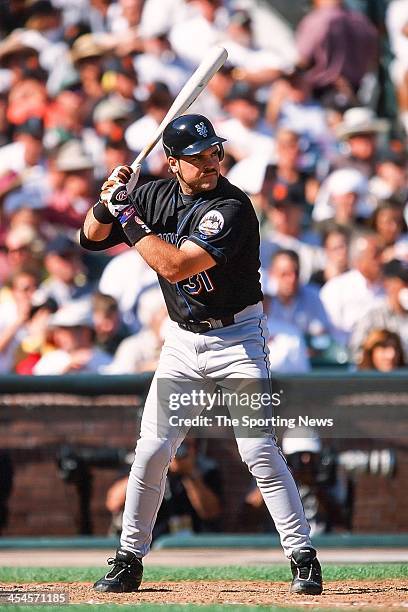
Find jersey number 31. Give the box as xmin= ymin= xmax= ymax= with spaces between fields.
xmin=182 ymin=271 xmax=214 ymax=295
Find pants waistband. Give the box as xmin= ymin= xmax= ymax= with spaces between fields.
xmin=177 ymin=302 xmax=263 ymax=333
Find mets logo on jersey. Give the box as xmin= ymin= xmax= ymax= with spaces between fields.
xmin=195 ymin=122 xmax=208 ymax=138
xmin=198 ymin=210 xmax=224 ymax=238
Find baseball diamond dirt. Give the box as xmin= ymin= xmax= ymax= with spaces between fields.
xmin=1 ymin=579 xmax=407 ymax=609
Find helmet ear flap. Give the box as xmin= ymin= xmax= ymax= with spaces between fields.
xmin=217 ymin=143 xmax=224 ymax=161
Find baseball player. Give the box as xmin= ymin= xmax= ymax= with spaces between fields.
xmin=80 ymin=114 xmax=323 ymax=596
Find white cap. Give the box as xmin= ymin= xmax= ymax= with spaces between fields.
xmin=50 ymin=299 xmax=93 ymax=328
xmin=326 ymin=168 xmax=368 ymax=197
xmin=282 ymin=426 xmax=322 ymax=455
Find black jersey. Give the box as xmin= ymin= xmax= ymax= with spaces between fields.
xmin=85 ymin=176 xmax=263 ymax=323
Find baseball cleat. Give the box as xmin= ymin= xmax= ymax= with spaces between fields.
xmin=93 ymin=548 xmax=143 ymax=593
xmin=290 ymin=547 xmax=323 ymax=595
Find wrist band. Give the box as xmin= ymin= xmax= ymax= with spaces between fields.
xmin=119 ymin=205 xmax=152 ymax=245
xmin=93 ymin=200 xmax=114 ymax=224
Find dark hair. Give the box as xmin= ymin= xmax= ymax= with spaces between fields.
xmin=369 ymin=200 xmax=407 ymax=234
xmin=271 ymin=249 xmax=300 ymax=271
xmin=322 ymin=224 xmax=350 ymax=247
xmin=92 ymin=292 xmax=119 ymax=316
xmin=359 ymin=329 xmax=405 ymax=370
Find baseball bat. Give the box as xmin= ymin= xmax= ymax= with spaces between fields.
xmin=130 ymin=46 xmax=228 ymax=171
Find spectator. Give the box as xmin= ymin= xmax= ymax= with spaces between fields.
xmin=33 ymin=298 xmax=112 ymax=374
xmin=320 ymin=232 xmax=385 ymax=345
xmin=134 ymin=31 xmax=190 ymax=99
xmin=332 ymin=107 xmax=389 ymax=177
xmin=37 ymin=235 xmax=93 ymax=306
xmin=125 ymin=83 xmax=173 ymax=176
xmin=169 ymin=0 xmax=229 ymax=67
xmin=369 ymin=152 xmax=408 ymax=206
xmin=261 ymin=129 xmax=319 ymax=207
xmin=70 ymin=33 xmax=106 ymax=123
xmin=227 ymin=127 xmax=319 ymax=214
xmin=90 ymin=96 xmax=135 ymax=176
xmin=0 ymin=267 xmax=39 ymax=373
xmin=106 ymin=437 xmax=222 ymax=538
xmin=44 ymin=140 xmax=96 ymax=229
xmin=222 ymin=9 xmax=290 ymax=86
xmin=350 ymin=259 xmax=408 ymax=362
xmin=312 ymin=168 xmax=372 ymax=231
xmin=386 ymin=0 xmax=408 ymax=135
xmin=98 ymin=248 xmax=157 ymax=331
xmin=264 ymin=249 xmax=332 ymax=349
xmin=369 ymin=200 xmax=408 ymax=262
xmin=295 ymin=0 xmax=378 ymax=104
xmin=266 ymin=71 xmax=329 ymax=151
xmin=0 ymin=29 xmax=47 ymax=85
xmin=103 ymin=138 xmax=132 ymax=178
xmin=92 ymin=291 xmax=131 ymax=355
xmin=1 ymin=118 xmax=48 ymax=215
xmin=105 ymin=286 xmax=168 ymax=373
xmin=267 ymin=318 xmax=311 ymax=373
xmin=260 ymin=186 xmax=324 ymax=284
xmin=3 ymin=223 xmax=44 ymax=279
xmin=310 ymin=226 xmax=350 ymax=287
xmin=217 ymin=82 xmax=274 ymax=162
xmin=358 ymin=328 xmax=405 ymax=371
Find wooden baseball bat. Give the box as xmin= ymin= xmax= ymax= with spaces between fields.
xmin=130 ymin=46 xmax=228 ymax=171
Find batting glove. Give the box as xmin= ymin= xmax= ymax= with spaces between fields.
xmin=99 ymin=164 xmax=141 ymax=217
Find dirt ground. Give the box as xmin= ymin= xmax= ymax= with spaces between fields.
xmin=2 ymin=579 xmax=408 ymax=609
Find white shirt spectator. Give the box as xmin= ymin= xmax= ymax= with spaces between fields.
xmin=277 ymin=101 xmax=328 ymax=144
xmin=320 ymin=269 xmax=385 ymax=345
xmin=267 ymin=318 xmax=310 ymax=373
xmin=215 ymin=117 xmax=275 ymax=162
xmin=103 ymin=329 xmax=161 ymax=374
xmin=33 ymin=347 xmax=111 ymax=375
xmin=224 ymin=40 xmax=292 ymax=73
xmin=98 ymin=249 xmax=157 ymax=331
xmin=226 ymin=156 xmax=272 ymax=194
xmin=125 ymin=114 xmax=167 ymax=175
xmin=312 ymin=168 xmax=374 ymax=223
xmin=169 ymin=8 xmax=229 ymax=67
xmin=139 ymin=0 xmax=192 ymax=38
xmin=265 ymin=285 xmax=331 ymax=339
xmin=387 ymin=0 xmax=408 ymax=84
xmin=133 ymin=52 xmax=189 ymax=98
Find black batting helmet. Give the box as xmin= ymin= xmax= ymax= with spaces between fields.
xmin=162 ymin=114 xmax=226 ymax=160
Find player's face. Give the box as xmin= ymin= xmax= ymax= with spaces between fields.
xmin=170 ymin=145 xmax=220 ymax=194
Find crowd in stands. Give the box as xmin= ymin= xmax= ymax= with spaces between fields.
xmin=0 ymin=0 xmax=408 ymax=375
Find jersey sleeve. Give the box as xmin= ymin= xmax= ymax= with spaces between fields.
xmin=188 ymin=200 xmax=251 ymax=265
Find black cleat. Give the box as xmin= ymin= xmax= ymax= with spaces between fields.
xmin=93 ymin=548 xmax=143 ymax=593
xmin=290 ymin=547 xmax=323 ymax=595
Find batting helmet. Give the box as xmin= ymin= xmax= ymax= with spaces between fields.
xmin=162 ymin=114 xmax=226 ymax=160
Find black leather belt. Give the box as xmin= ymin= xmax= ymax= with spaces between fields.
xmin=178 ymin=315 xmax=235 ymax=334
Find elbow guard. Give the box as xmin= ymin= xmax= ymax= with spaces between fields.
xmin=79 ymin=228 xmax=111 ymax=251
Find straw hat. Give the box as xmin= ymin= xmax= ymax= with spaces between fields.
xmin=335 ymin=107 xmax=389 ymax=140
xmin=55 ymin=140 xmax=93 ymax=172
xmin=70 ymin=34 xmax=106 ymax=64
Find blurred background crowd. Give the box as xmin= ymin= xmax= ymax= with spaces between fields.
xmin=0 ymin=0 xmax=408 ymax=376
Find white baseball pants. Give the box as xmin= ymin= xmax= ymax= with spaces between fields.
xmin=121 ymin=302 xmax=311 ymax=558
